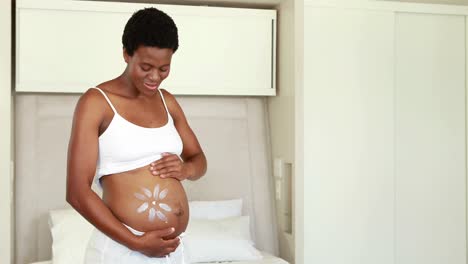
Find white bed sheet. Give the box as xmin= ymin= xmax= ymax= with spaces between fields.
xmin=29 ymin=251 xmax=289 ymax=264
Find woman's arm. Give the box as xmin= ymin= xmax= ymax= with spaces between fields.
xmin=149 ymin=89 xmax=207 ymax=181
xmin=66 ymin=89 xmax=179 ymax=257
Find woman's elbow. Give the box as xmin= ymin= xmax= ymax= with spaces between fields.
xmin=66 ymin=184 xmax=89 ymax=210
xmin=66 ymin=188 xmax=80 ymax=209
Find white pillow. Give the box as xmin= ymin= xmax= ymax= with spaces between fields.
xmin=184 ymin=216 xmax=262 ymax=263
xmin=189 ymin=199 xmax=242 ymax=220
xmin=48 ymin=199 xmax=245 ymax=264
xmin=49 ymin=208 xmax=94 ymax=264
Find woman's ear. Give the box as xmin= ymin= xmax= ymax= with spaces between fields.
xmin=123 ymin=48 xmax=130 ymax=63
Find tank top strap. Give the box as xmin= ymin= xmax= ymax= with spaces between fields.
xmin=158 ymin=89 xmax=171 ymax=118
xmin=92 ymin=87 xmax=117 ymax=114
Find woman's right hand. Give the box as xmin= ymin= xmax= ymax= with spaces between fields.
xmin=132 ymin=227 xmax=180 ymax=257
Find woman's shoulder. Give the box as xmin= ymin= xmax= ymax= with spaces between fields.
xmin=159 ymin=88 xmax=185 ymax=120
xmin=79 ymin=88 xmax=109 ymax=107
xmin=160 ymin=88 xmax=179 ymax=108
xmin=159 ymin=88 xmax=175 ymax=101
xmin=73 ymin=87 xmax=111 ymax=119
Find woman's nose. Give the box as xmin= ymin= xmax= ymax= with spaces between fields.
xmin=149 ymin=71 xmax=160 ymax=82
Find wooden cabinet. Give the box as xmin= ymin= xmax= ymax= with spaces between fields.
xmin=16 ymin=0 xmax=276 ymax=95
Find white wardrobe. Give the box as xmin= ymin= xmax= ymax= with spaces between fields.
xmin=303 ymin=1 xmax=467 ymax=264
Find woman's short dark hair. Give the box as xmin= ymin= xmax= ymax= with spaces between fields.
xmin=122 ymin=7 xmax=179 ymax=56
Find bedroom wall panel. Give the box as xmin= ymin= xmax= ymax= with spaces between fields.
xmin=292 ymin=0 xmax=305 ymax=264
xmin=267 ymin=0 xmax=295 ymax=261
xmin=15 ymin=94 xmax=278 ymax=263
xmin=0 ymin=1 xmax=13 ymax=264
xmin=178 ymin=96 xmax=278 ymax=252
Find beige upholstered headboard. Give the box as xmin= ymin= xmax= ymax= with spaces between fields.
xmin=14 ymin=94 xmax=278 ymax=264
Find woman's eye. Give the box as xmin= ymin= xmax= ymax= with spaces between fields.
xmin=141 ymin=66 xmax=151 ymax=71
xmin=161 ymin=68 xmax=169 ymax=73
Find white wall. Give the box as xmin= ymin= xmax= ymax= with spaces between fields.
xmin=0 ymin=1 xmax=13 ymax=264
xmin=266 ymin=2 xmax=306 ymax=264
xmin=267 ymin=0 xmax=295 ymax=262
xmin=293 ymin=0 xmax=304 ymax=263
xmin=383 ymin=0 xmax=468 ymax=5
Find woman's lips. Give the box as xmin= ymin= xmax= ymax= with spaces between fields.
xmin=144 ymin=83 xmax=159 ymax=90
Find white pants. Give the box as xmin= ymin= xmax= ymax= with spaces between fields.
xmin=84 ymin=224 xmax=190 ymax=264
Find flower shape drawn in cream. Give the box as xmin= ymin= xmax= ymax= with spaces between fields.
xmin=134 ymin=184 xmax=172 ymax=222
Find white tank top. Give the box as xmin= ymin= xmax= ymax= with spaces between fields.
xmin=91 ymin=87 xmax=183 ymax=187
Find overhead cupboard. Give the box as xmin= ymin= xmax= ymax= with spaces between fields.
xmin=16 ymin=0 xmax=277 ymax=96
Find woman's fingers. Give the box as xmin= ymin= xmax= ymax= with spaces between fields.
xmin=148 ymin=153 xmax=186 ymax=180
xmin=150 ymin=164 xmax=180 ymax=176
xmin=160 ymin=172 xmax=184 ymax=180
xmin=152 ymin=161 xmax=181 ymax=172
xmin=151 ymin=153 xmax=179 ymax=166
xmin=162 ymin=237 xmax=180 ymax=248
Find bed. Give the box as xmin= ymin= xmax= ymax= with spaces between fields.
xmin=29 ymin=252 xmax=288 ymax=264
xmin=15 ymin=94 xmax=288 ymax=264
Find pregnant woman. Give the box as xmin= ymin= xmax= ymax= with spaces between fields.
xmin=66 ymin=8 xmax=207 ymax=264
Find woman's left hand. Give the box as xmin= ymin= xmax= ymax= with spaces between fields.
xmin=149 ymin=153 xmax=189 ymax=181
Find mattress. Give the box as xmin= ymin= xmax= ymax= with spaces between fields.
xmin=29 ymin=251 xmax=289 ymax=264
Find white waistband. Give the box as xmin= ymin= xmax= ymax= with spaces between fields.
xmin=123 ymin=223 xmax=185 ymax=238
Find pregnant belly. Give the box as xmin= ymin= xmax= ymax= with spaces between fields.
xmin=100 ymin=164 xmax=189 ymax=239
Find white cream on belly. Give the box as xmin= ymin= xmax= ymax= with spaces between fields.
xmin=134 ymin=184 xmax=172 ymax=222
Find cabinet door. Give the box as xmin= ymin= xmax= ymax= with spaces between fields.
xmin=16 ymin=1 xmax=276 ymax=96
xmin=304 ymin=6 xmax=395 ymax=264
xmin=394 ymin=12 xmax=466 ymax=264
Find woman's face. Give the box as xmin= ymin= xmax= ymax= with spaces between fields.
xmin=124 ymin=46 xmax=174 ymax=95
